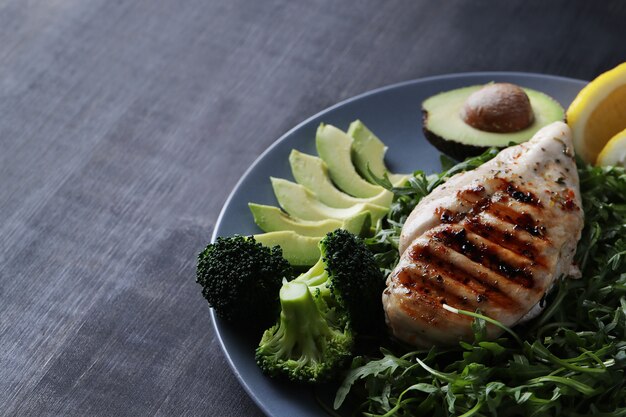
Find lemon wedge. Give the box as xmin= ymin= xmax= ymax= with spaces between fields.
xmin=597 ymin=128 xmax=626 ymax=167
xmin=567 ymin=62 xmax=626 ymax=163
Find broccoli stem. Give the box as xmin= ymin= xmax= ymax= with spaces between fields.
xmin=295 ymin=258 xmax=327 ymax=286
xmin=273 ymin=282 xmax=333 ymax=362
xmin=292 ymin=258 xmax=331 ymax=303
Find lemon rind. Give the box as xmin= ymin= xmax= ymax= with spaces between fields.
xmin=567 ymin=62 xmax=626 ymax=163
xmin=597 ymin=127 xmax=626 ymax=167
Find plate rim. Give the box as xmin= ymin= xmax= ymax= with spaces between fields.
xmin=209 ymin=71 xmax=587 ymax=417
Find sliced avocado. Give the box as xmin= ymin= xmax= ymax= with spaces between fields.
xmin=342 ymin=211 xmax=372 ymax=237
xmin=254 ymin=231 xmax=320 ymax=267
xmin=316 ymin=124 xmax=385 ymax=198
xmin=249 ymin=203 xmax=342 ymax=235
xmin=270 ymin=177 xmax=388 ymax=223
xmin=422 ymin=85 xmax=564 ymax=160
xmin=253 ymin=212 xmax=371 ymax=267
xmin=289 ymin=150 xmax=393 ymax=208
xmin=248 ymin=203 xmax=371 ymax=237
xmin=348 ymin=120 xmax=408 ymax=186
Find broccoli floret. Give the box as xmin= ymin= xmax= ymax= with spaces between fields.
xmin=316 ymin=228 xmax=387 ymax=334
xmin=196 ymin=235 xmax=294 ymax=329
xmin=256 ymin=281 xmax=353 ymax=382
xmin=255 ymin=229 xmax=385 ymax=382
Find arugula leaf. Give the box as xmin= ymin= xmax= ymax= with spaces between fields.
xmin=334 ymin=350 xmax=411 ymax=409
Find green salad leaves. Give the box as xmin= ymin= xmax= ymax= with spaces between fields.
xmin=335 ymin=153 xmax=626 ymax=416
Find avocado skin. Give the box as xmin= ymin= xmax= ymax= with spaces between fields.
xmin=422 ymin=110 xmax=488 ymax=161
xmin=422 ymin=109 xmax=489 ymax=161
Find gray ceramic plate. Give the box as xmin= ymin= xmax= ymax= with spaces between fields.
xmin=210 ymin=72 xmax=586 ymax=417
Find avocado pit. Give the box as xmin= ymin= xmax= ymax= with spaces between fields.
xmin=461 ymin=83 xmax=534 ymax=133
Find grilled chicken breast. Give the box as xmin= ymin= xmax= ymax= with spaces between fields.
xmin=383 ymin=122 xmax=583 ymax=347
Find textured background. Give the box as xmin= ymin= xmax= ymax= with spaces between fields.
xmin=1 ymin=0 xmax=625 ymax=416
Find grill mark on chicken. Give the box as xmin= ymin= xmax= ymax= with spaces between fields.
xmin=421 ymin=257 xmax=518 ymax=309
xmin=395 ymin=268 xmax=471 ymax=311
xmin=452 ymin=185 xmax=548 ymax=239
xmin=431 ymin=226 xmax=535 ymax=288
xmin=409 ymin=241 xmax=523 ymax=309
xmin=499 ymin=179 xmax=542 ymax=207
xmin=484 ymin=202 xmax=546 ymax=238
xmin=458 ymin=184 xmax=487 ymax=202
xmin=431 ymin=181 xmax=549 ymax=290
xmin=464 ymin=215 xmax=544 ymax=263
xmin=460 ymin=180 xmax=542 ymax=208
xmin=422 ymin=239 xmax=544 ymax=303
xmin=463 ymin=228 xmax=545 ymax=270
xmin=410 ymin=244 xmax=479 ymax=290
xmin=436 ymin=208 xmax=466 ymax=224
xmin=406 ymin=247 xmax=481 ymax=306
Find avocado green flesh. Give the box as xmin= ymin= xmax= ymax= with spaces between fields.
xmin=423 ymin=85 xmax=565 ymax=148
xmin=253 ymin=231 xmax=320 ymax=267
xmin=248 ymin=121 xmax=406 ymax=267
xmin=271 ymin=177 xmax=388 ymax=223
xmin=249 ymin=203 xmax=342 ymax=235
xmin=316 ymin=124 xmax=385 ymax=198
xmin=252 ymin=208 xmax=372 ymax=267
xmin=348 ymin=120 xmax=408 ymax=186
xmin=342 ymin=211 xmax=372 ymax=236
xmin=289 ymin=150 xmax=393 ymax=208
xmin=248 ymin=203 xmax=371 ymax=237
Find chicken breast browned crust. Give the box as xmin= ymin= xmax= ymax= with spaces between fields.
xmin=383 ymin=122 xmax=584 ymax=347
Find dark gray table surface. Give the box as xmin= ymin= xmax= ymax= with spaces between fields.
xmin=1 ymin=1 xmax=625 ymax=416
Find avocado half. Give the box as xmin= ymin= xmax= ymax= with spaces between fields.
xmin=422 ymin=85 xmax=564 ymax=160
